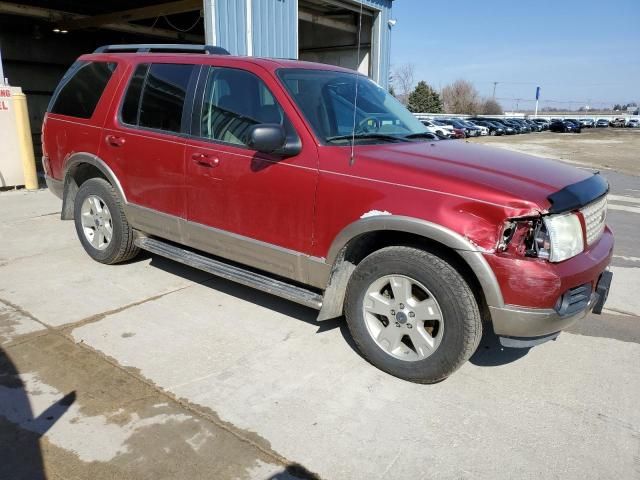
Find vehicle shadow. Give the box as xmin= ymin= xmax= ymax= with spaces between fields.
xmin=149 ymin=256 xmax=528 ymax=368
xmin=0 ymin=346 xmax=76 ymax=480
xmin=469 ymin=322 xmax=530 ymax=367
xmin=148 ymin=255 xmax=359 ymax=340
xmin=264 ymin=463 xmax=322 ymax=479
xmin=149 ymin=255 xmax=328 ymax=325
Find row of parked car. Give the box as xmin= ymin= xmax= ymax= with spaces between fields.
xmin=421 ymin=117 xmax=553 ymax=139
xmin=564 ymin=117 xmax=640 ymax=128
xmin=420 ymin=116 xmax=640 ymax=139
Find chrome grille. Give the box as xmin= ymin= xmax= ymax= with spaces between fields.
xmin=581 ymin=195 xmax=607 ymax=245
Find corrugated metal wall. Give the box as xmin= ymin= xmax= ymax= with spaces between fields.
xmin=208 ymin=0 xmax=392 ymax=87
xmin=213 ymin=0 xmax=248 ymax=55
xmin=363 ymin=0 xmax=393 ymax=88
xmin=251 ymin=0 xmax=298 ymax=59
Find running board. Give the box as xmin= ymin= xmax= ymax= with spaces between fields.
xmin=135 ymin=237 xmax=324 ymax=310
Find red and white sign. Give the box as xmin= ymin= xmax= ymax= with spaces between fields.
xmin=0 ymin=88 xmax=10 ymax=111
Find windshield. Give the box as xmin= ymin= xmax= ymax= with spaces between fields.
xmin=277 ymin=68 xmax=429 ymax=145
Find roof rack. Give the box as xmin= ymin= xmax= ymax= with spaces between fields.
xmin=94 ymin=44 xmax=230 ymax=55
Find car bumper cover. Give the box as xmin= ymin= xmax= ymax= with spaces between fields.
xmin=45 ymin=175 xmax=64 ymax=199
xmin=491 ymin=270 xmax=612 ymax=346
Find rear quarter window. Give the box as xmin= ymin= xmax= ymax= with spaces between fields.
xmin=49 ymin=61 xmax=116 ymax=119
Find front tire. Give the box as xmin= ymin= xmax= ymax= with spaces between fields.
xmin=344 ymin=246 xmax=482 ymax=383
xmin=73 ymin=178 xmax=139 ymax=264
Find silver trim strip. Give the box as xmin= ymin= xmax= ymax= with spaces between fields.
xmin=328 ymin=215 xmax=504 ymax=308
xmin=64 ymin=152 xmax=128 ymax=203
xmin=125 ymin=203 xmax=330 ymax=288
xmin=136 ymin=237 xmax=323 ymax=309
xmin=490 ymin=294 xmax=596 ymax=338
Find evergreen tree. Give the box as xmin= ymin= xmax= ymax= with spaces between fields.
xmin=407 ymin=81 xmax=443 ymax=113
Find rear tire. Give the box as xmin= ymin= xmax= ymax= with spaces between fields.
xmin=73 ymin=178 xmax=139 ymax=264
xmin=344 ymin=246 xmax=482 ymax=383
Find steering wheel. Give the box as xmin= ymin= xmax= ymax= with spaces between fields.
xmin=355 ymin=116 xmax=381 ymax=134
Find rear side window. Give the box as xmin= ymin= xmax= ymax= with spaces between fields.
xmin=49 ymin=61 xmax=116 ymax=118
xmin=121 ymin=64 xmax=149 ymax=125
xmin=121 ymin=63 xmax=194 ymax=133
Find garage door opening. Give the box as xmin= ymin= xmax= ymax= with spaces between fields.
xmin=0 ymin=1 xmax=206 ymax=176
xmin=298 ymin=0 xmax=375 ymax=77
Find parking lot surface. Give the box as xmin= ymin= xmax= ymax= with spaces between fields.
xmin=1 ymin=131 xmax=639 ymax=479
xmin=470 ymin=127 xmax=640 ymax=176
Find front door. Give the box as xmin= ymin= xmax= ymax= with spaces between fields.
xmin=183 ymin=65 xmax=318 ymax=263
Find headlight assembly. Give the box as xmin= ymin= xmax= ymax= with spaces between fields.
xmin=536 ymin=214 xmax=584 ymax=262
xmin=499 ymin=213 xmax=585 ymax=263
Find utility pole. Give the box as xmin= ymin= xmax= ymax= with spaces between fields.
xmin=492 ymin=81 xmax=498 ymax=99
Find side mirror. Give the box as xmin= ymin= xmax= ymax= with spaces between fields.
xmin=248 ymin=124 xmax=301 ymax=157
xmin=248 ymin=124 xmax=286 ymax=153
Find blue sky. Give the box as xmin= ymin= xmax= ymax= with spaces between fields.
xmin=389 ymin=0 xmax=640 ymax=110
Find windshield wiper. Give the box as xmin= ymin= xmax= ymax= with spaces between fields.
xmin=403 ymin=132 xmax=439 ymax=140
xmin=326 ymin=133 xmax=410 ymax=144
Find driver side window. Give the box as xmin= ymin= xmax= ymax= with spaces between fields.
xmin=327 ymin=91 xmax=364 ymax=136
xmin=199 ymin=67 xmax=285 ymax=146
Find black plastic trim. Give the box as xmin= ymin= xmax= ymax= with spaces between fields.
xmin=555 ymin=283 xmax=591 ymax=316
xmin=547 ymin=173 xmax=609 ymax=213
xmin=592 ymin=270 xmax=613 ymax=315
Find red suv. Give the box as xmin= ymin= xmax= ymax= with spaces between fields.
xmin=43 ymin=44 xmax=613 ymax=383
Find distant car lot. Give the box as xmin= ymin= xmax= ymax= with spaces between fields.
xmin=1 ymin=126 xmax=639 ymax=479
xmin=419 ymin=115 xmax=640 ymax=138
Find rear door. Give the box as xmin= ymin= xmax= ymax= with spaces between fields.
xmin=100 ymin=62 xmax=199 ymax=219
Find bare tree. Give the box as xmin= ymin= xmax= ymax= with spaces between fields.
xmin=442 ymin=79 xmax=480 ymax=114
xmin=391 ymin=63 xmax=415 ymax=104
xmin=479 ymin=98 xmax=503 ymax=115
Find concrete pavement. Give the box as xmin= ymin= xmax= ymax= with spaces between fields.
xmin=1 ymin=188 xmax=639 ymax=479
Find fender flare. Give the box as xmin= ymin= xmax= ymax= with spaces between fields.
xmin=317 ymin=215 xmax=504 ymax=321
xmin=60 ymin=152 xmax=127 ymax=219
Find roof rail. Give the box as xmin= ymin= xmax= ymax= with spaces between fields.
xmin=94 ymin=44 xmax=230 ymax=55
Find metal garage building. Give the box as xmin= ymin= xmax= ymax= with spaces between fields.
xmin=0 ymin=0 xmax=394 ymax=169
xmin=204 ymin=0 xmax=393 ymax=86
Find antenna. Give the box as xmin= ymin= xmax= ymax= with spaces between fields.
xmin=349 ymin=0 xmax=364 ymax=166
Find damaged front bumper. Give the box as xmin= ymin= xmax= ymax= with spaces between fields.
xmin=491 ymin=270 xmax=613 ymax=348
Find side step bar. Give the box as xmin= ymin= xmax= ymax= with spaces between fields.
xmin=135 ymin=237 xmax=324 ymax=310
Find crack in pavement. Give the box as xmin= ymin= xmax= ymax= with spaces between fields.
xmin=0 ymin=292 xmax=321 ymax=478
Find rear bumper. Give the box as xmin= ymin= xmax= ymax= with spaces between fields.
xmin=45 ymin=175 xmax=63 ymax=199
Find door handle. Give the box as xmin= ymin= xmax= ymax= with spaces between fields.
xmin=105 ymin=135 xmax=126 ymax=147
xmin=191 ymin=152 xmax=220 ymax=168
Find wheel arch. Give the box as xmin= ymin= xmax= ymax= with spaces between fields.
xmin=317 ymin=216 xmax=504 ymax=321
xmin=61 ymin=153 xmax=126 ymax=220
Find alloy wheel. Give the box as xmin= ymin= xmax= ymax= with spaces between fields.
xmin=362 ymin=275 xmax=444 ymax=361
xmin=80 ymin=195 xmax=113 ymax=251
